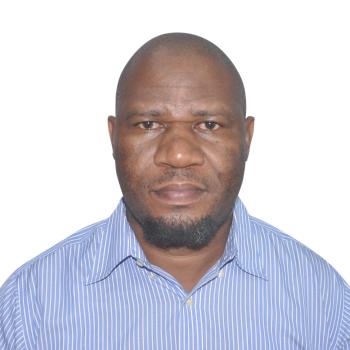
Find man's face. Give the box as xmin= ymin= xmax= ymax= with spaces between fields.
xmin=109 ymin=50 xmax=254 ymax=249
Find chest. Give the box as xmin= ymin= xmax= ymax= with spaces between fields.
xmin=35 ymin=260 xmax=327 ymax=350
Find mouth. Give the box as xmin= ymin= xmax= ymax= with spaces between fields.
xmin=151 ymin=183 xmax=206 ymax=206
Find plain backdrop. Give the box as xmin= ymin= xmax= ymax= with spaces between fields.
xmin=0 ymin=0 xmax=349 ymax=286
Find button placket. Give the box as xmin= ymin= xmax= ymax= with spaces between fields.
xmin=148 ymin=272 xmax=156 ymax=280
xmin=136 ymin=259 xmax=144 ymax=268
xmin=186 ymin=296 xmax=193 ymax=307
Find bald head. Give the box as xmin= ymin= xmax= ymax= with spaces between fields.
xmin=116 ymin=33 xmax=246 ymax=117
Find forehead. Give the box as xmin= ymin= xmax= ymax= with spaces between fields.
xmin=118 ymin=50 xmax=242 ymax=114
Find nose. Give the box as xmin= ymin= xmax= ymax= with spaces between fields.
xmin=154 ymin=124 xmax=205 ymax=168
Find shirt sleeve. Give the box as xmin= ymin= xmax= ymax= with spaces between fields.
xmin=337 ymin=280 xmax=350 ymax=349
xmin=0 ymin=274 xmax=25 ymax=349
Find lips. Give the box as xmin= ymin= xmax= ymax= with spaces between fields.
xmin=151 ymin=183 xmax=206 ymax=206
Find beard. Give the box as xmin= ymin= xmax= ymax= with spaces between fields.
xmin=123 ymin=194 xmax=224 ymax=250
xmin=120 ymin=164 xmax=243 ymax=250
xmin=137 ymin=214 xmax=222 ymax=250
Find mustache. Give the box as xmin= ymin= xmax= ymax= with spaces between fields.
xmin=145 ymin=169 xmax=209 ymax=188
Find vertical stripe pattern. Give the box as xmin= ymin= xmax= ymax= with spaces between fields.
xmin=1 ymin=198 xmax=350 ymax=349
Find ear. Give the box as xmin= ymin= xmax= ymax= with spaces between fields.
xmin=108 ymin=116 xmax=117 ymax=158
xmin=243 ymin=116 xmax=255 ymax=160
xmin=108 ymin=116 xmax=117 ymax=142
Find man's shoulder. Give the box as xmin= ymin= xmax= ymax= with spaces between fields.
xmin=249 ymin=214 xmax=301 ymax=243
xmin=248 ymin=214 xmax=346 ymax=288
xmin=1 ymin=218 xmax=108 ymax=290
xmin=249 ymin=215 xmax=350 ymax=348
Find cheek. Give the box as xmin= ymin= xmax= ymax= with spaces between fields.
xmin=115 ymin=137 xmax=155 ymax=189
xmin=207 ymin=141 xmax=245 ymax=177
xmin=206 ymin=144 xmax=246 ymax=209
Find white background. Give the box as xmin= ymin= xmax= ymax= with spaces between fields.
xmin=0 ymin=0 xmax=349 ymax=286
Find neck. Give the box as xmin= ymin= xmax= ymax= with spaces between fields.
xmin=128 ymin=213 xmax=232 ymax=292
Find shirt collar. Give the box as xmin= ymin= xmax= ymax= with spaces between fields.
xmin=86 ymin=197 xmax=267 ymax=284
xmin=85 ymin=199 xmax=143 ymax=284
xmin=229 ymin=198 xmax=268 ymax=280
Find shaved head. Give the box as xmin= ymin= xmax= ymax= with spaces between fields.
xmin=109 ymin=32 xmax=254 ymax=253
xmin=116 ymin=33 xmax=246 ymax=117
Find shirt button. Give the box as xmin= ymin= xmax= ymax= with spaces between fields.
xmin=148 ymin=272 xmax=156 ymax=280
xmin=186 ymin=297 xmax=193 ymax=306
xmin=136 ymin=259 xmax=144 ymax=267
xmin=218 ymin=269 xmax=224 ymax=278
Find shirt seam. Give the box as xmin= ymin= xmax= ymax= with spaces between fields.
xmin=249 ymin=216 xmax=297 ymax=242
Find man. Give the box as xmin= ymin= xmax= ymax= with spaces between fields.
xmin=0 ymin=33 xmax=349 ymax=349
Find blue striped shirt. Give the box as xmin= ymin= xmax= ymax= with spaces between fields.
xmin=1 ymin=198 xmax=349 ymax=349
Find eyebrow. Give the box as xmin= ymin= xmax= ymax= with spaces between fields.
xmin=192 ymin=109 xmax=233 ymax=118
xmin=125 ymin=110 xmax=161 ymax=120
xmin=125 ymin=107 xmax=233 ymax=120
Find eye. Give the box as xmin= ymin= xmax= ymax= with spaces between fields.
xmin=197 ymin=121 xmax=220 ymax=131
xmin=136 ymin=121 xmax=162 ymax=130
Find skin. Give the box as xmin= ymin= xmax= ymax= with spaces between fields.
xmin=108 ymin=47 xmax=254 ymax=291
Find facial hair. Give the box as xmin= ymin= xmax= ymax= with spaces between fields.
xmin=139 ymin=214 xmax=222 ymax=250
